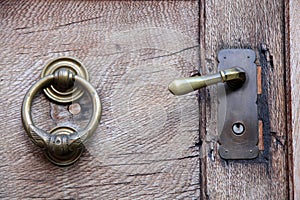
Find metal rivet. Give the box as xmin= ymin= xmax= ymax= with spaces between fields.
xmin=68 ymin=103 xmax=81 ymax=115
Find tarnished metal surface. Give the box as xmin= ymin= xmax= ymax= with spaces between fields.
xmin=218 ymin=49 xmax=258 ymax=159
xmin=168 ymin=67 xmax=245 ymax=95
xmin=41 ymin=57 xmax=89 ymax=103
xmin=22 ymin=62 xmax=102 ymax=166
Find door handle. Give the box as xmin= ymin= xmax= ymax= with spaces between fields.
xmin=168 ymin=67 xmax=246 ymax=95
xmin=21 ymin=57 xmax=102 ymax=166
xmin=168 ymin=49 xmax=259 ymax=160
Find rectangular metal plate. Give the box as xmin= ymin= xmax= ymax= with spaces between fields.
xmin=218 ymin=49 xmax=258 ymax=159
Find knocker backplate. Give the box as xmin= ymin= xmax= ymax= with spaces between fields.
xmin=41 ymin=57 xmax=89 ymax=103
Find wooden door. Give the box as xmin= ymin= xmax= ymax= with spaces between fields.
xmin=199 ymin=1 xmax=291 ymax=199
xmin=290 ymin=0 xmax=299 ymax=199
xmin=0 ymin=0 xmax=293 ymax=199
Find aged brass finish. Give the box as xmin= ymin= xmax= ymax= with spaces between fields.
xmin=22 ymin=65 xmax=101 ymax=166
xmin=45 ymin=126 xmax=83 ymax=166
xmin=218 ymin=49 xmax=258 ymax=159
xmin=41 ymin=57 xmax=89 ymax=103
xmin=168 ymin=49 xmax=258 ymax=160
xmin=168 ymin=67 xmax=245 ymax=95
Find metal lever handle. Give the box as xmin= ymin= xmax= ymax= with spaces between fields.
xmin=168 ymin=67 xmax=246 ymax=95
xmin=21 ymin=58 xmax=102 ymax=166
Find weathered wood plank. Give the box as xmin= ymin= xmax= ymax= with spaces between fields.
xmin=199 ymin=0 xmax=289 ymax=199
xmin=290 ymin=0 xmax=300 ymax=198
xmin=0 ymin=1 xmax=200 ymax=199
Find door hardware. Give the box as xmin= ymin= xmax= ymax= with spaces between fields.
xmin=21 ymin=57 xmax=102 ymax=166
xmin=41 ymin=57 xmax=89 ymax=103
xmin=168 ymin=49 xmax=258 ymax=159
xmin=168 ymin=67 xmax=246 ymax=95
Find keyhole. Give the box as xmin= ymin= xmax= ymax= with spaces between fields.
xmin=232 ymin=122 xmax=245 ymax=135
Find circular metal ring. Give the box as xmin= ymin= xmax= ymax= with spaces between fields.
xmin=21 ymin=71 xmax=101 ymax=166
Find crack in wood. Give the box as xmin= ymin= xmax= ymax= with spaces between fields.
xmin=141 ymin=45 xmax=200 ymax=61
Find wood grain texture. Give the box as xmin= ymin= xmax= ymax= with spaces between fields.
xmin=0 ymin=1 xmax=200 ymax=199
xmin=199 ymin=0 xmax=289 ymax=199
xmin=290 ymin=0 xmax=300 ymax=198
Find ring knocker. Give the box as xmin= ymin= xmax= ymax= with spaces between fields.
xmin=21 ymin=57 xmax=102 ymax=166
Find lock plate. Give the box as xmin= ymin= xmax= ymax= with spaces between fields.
xmin=218 ymin=49 xmax=259 ymax=159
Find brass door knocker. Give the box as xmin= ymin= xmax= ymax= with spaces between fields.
xmin=21 ymin=57 xmax=102 ymax=166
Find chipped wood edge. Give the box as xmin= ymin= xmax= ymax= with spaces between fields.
xmin=258 ymin=120 xmax=264 ymax=151
xmin=198 ymin=0 xmax=209 ymax=199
